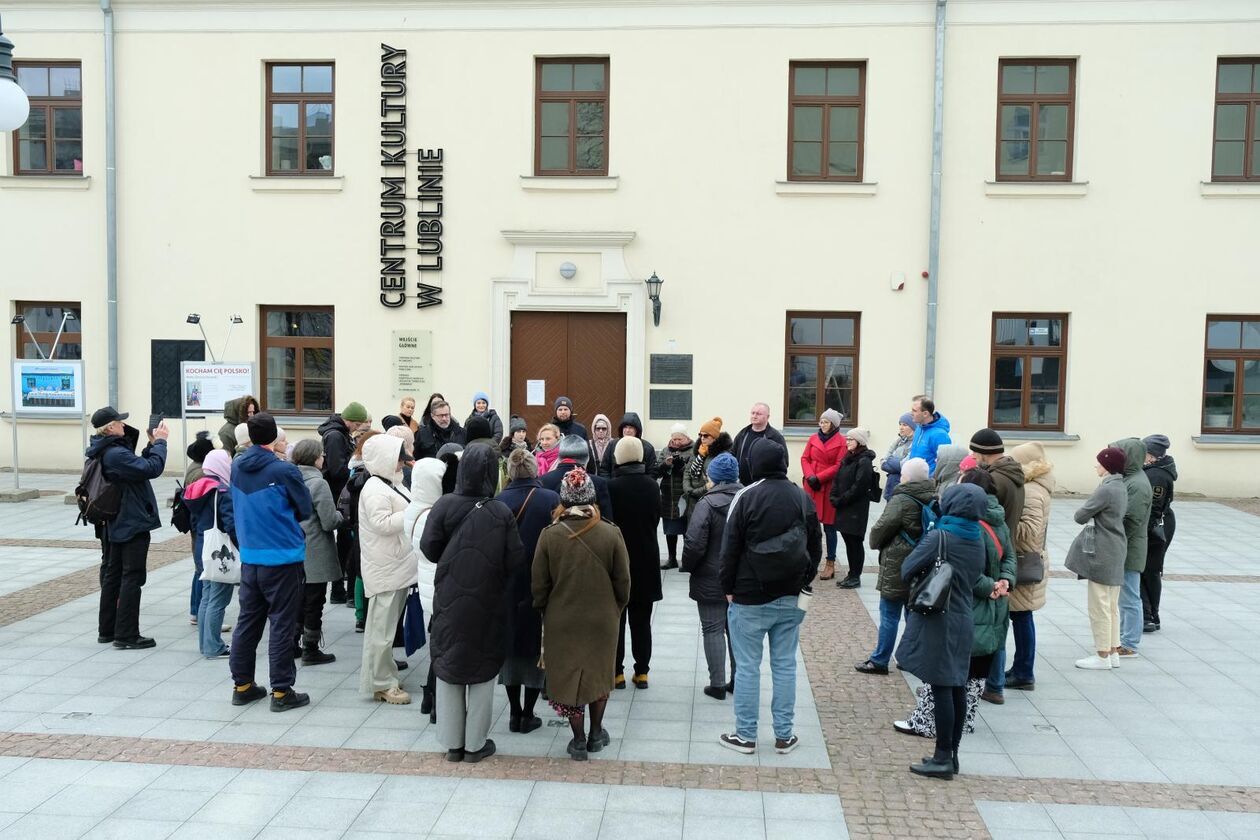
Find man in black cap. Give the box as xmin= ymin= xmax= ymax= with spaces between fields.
xmin=85 ymin=406 xmax=169 ymax=649
xmin=969 ymin=428 xmax=1025 ymax=537
xmin=552 ymin=396 xmax=589 ymax=441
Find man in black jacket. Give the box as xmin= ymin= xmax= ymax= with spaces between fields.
xmin=718 ymin=438 xmax=820 ymax=756
xmin=542 ymin=435 xmax=614 ymax=519
xmin=415 ymin=399 xmax=466 ymax=460
xmin=86 ymin=406 xmax=169 ymax=649
xmin=731 ymin=402 xmax=786 ymax=486
xmin=319 ymin=401 xmax=369 ymax=603
xmin=1141 ymin=434 xmax=1177 ymax=632
xmin=552 ymin=396 xmax=589 ymax=441
xmin=596 ymin=411 xmax=656 ymax=478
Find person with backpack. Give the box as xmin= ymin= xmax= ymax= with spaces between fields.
xmin=179 ymin=432 xmax=215 ymax=625
xmin=829 ymin=427 xmax=877 ymax=589
xmin=856 ymin=457 xmax=935 ymax=675
xmin=681 ymin=452 xmax=742 ymax=700
xmin=718 ymin=438 xmax=821 ymax=756
xmin=85 ymin=406 xmax=169 ymax=650
xmin=183 ymin=450 xmax=236 ymax=658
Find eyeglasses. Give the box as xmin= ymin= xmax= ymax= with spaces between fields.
xmin=433 ymin=413 xmax=450 ymax=420
xmin=595 ymin=426 xmax=608 ymax=431
xmin=699 ymin=433 xmax=713 ymax=439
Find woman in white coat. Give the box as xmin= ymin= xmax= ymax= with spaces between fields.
xmin=404 ymin=456 xmax=448 ymax=719
xmin=358 ymin=435 xmax=418 ymax=705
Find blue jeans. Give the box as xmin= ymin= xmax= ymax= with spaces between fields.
xmin=197 ymin=581 xmax=234 ymax=657
xmin=1008 ymin=610 xmax=1036 ymax=682
xmin=869 ymin=597 xmax=903 ymax=667
xmin=190 ymin=536 xmax=205 ymax=617
xmin=1119 ymin=570 xmax=1142 ymax=649
xmin=823 ymin=525 xmax=838 ymax=561
xmin=728 ymin=597 xmax=804 ymax=742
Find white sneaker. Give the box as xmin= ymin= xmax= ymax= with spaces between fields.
xmin=1110 ymin=652 xmax=1120 ymax=668
xmin=1075 ymin=655 xmax=1112 ymax=670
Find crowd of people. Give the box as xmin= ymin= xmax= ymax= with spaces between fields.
xmin=80 ymin=389 xmax=1177 ymax=775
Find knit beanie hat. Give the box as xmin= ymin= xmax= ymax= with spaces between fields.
xmin=1142 ymin=434 xmax=1170 ymax=458
xmin=186 ymin=434 xmax=214 ymax=463
xmin=558 ymin=434 xmax=588 ymax=461
xmin=381 ymin=415 xmax=403 ymax=431
xmin=669 ymin=423 xmax=688 ymax=437
xmin=560 ymin=467 xmax=597 ymax=506
xmin=341 ymin=401 xmax=369 ymax=423
xmin=466 ymin=416 xmax=492 ymax=441
xmin=707 ymin=452 xmax=739 ymax=484
xmin=959 ymin=454 xmax=978 ymax=472
xmin=509 ymin=414 xmax=528 ymax=434
xmin=247 ymin=412 xmax=278 ymax=446
xmin=615 ymin=435 xmax=644 ymax=466
xmin=901 ymin=457 xmax=930 ymax=484
xmin=969 ymin=428 xmax=1004 ymax=455
xmin=554 ymin=396 xmax=573 ymax=412
xmin=899 ymin=412 xmax=916 ymax=429
xmin=848 ymin=427 xmax=870 ymax=448
xmin=820 ymin=408 xmax=844 ymax=430
xmin=1097 ymin=447 xmax=1127 ymax=475
xmin=472 ymin=391 xmax=490 ymax=407
xmin=234 ymin=423 xmax=251 ymax=448
xmin=699 ymin=417 xmax=723 ymax=438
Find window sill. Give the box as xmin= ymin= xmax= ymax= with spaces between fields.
xmin=0 ymin=175 xmax=92 ymax=190
xmin=782 ymin=426 xmax=856 ymax=439
xmin=995 ymin=430 xmax=1080 ymax=445
xmin=520 ymin=175 xmax=619 ymax=192
xmin=256 ymin=415 xmax=329 ymax=428
xmin=249 ymin=176 xmax=344 ymax=193
xmin=1192 ymin=434 xmax=1260 ymax=448
xmin=775 ymin=181 xmax=877 ymax=197
xmin=984 ymin=181 xmax=1088 ymax=198
xmin=1200 ymin=181 xmax=1260 ymax=198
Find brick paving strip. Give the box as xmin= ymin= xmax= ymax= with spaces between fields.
xmin=0 ymin=534 xmax=190 ymax=627
xmin=1 ymin=532 xmax=1259 ymax=838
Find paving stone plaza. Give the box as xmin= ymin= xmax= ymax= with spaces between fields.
xmin=0 ymin=473 xmax=1258 ymax=838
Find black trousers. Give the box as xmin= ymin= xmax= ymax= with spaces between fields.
xmin=301 ymin=581 xmax=327 ymax=641
xmin=842 ymin=532 xmax=866 ymax=578
xmin=616 ymin=602 xmax=654 ymax=676
xmin=930 ymin=684 xmax=967 ymax=760
xmin=98 ymin=532 xmax=150 ymax=640
xmin=230 ymin=563 xmax=303 ymax=693
xmin=1141 ymin=511 xmax=1175 ymax=624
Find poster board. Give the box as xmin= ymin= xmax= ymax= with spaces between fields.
xmin=181 ymin=362 xmax=256 ymax=416
xmin=12 ymin=360 xmax=84 ymax=417
xmin=392 ymin=330 xmax=434 ymax=399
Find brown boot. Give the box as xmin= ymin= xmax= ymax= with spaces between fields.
xmin=819 ymin=559 xmax=836 ymax=581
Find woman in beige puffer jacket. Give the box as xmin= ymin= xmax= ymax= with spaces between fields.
xmin=358 ymin=434 xmax=419 ymax=705
xmin=1002 ymin=442 xmax=1054 ymax=689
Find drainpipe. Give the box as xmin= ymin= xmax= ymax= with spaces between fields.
xmin=924 ymin=0 xmax=946 ymax=397
xmin=101 ymin=0 xmax=118 ymax=406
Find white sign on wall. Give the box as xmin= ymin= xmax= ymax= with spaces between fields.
xmin=181 ymin=362 xmax=256 ymax=415
xmin=12 ymin=360 xmax=84 ymax=417
xmin=392 ymin=330 xmax=434 ymax=399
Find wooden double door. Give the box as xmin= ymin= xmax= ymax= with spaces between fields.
xmin=509 ymin=311 xmax=626 ymax=436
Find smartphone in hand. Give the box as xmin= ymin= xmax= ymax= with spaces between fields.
xmin=147 ymin=413 xmax=162 ymax=433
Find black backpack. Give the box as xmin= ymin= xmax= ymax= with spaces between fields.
xmin=170 ymin=481 xmax=192 ymax=534
xmin=75 ymin=456 xmax=122 ymax=526
xmin=867 ymin=469 xmax=883 ymax=503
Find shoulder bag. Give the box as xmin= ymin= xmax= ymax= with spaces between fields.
xmin=200 ymin=490 xmax=241 ymax=585
xmin=907 ymin=531 xmax=952 ymax=616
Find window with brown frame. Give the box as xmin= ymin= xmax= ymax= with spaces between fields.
xmin=259 ymin=306 xmax=334 ymax=414
xmin=996 ymin=59 xmax=1075 ymax=181
xmin=13 ymin=301 xmax=81 ymax=360
xmin=1203 ymin=317 xmax=1260 ymax=433
xmin=784 ymin=312 xmax=859 ymax=428
xmin=787 ymin=61 xmax=865 ymax=181
xmin=1212 ymin=59 xmax=1260 ymax=181
xmin=534 ymin=58 xmax=609 ymax=176
xmin=12 ymin=62 xmax=82 ymax=175
xmin=989 ymin=314 xmax=1068 ymax=431
xmin=265 ymin=63 xmax=335 ymax=175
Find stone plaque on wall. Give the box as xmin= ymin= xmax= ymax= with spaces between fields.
xmin=650 ymin=354 xmax=693 ymax=385
xmin=650 ymin=389 xmax=692 ymax=420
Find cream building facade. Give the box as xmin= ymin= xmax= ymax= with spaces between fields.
xmin=1 ymin=0 xmax=1259 ymax=496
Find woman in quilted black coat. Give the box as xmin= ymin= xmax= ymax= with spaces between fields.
xmin=829 ymin=428 xmax=878 ymax=589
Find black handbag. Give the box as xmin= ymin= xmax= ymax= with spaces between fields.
xmin=908 ymin=532 xmax=953 ymax=616
xmin=1015 ymin=550 xmax=1044 ymax=586
xmin=1150 ymin=516 xmax=1167 ymax=544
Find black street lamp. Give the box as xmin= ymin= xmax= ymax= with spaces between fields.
xmin=646 ymin=272 xmax=664 ymax=327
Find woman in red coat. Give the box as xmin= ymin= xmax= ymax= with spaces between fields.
xmin=801 ymin=408 xmax=847 ymax=580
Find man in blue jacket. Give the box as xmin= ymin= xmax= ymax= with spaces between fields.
xmin=86 ymin=406 xmax=168 ymax=649
xmin=229 ymin=412 xmax=313 ymax=712
xmin=908 ymin=395 xmax=952 ymax=474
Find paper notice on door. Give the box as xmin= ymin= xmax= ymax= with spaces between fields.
xmin=526 ymin=380 xmax=546 ymax=406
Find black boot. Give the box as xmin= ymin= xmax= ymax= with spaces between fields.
xmin=420 ymin=685 xmax=434 ymax=715
xmin=909 ymin=755 xmax=954 ymax=780
xmin=301 ymin=631 xmax=336 ymax=665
